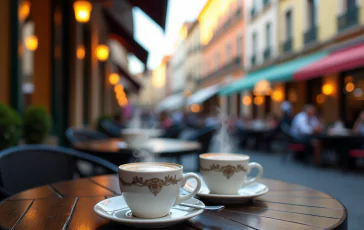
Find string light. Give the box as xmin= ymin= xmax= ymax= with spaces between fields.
xmin=242 ymin=96 xmax=252 ymax=105
xmin=73 ymin=0 xmax=92 ymax=23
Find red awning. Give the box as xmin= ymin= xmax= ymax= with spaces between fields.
xmin=102 ymin=8 xmax=149 ymax=66
xmin=294 ymin=43 xmax=364 ymax=81
xmin=114 ymin=63 xmax=142 ymax=92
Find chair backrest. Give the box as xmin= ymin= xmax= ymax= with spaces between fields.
xmin=182 ymin=127 xmax=215 ymax=153
xmin=65 ymin=128 xmax=108 ymax=145
xmin=100 ymin=120 xmax=122 ymax=137
xmin=0 ymin=145 xmax=118 ymax=195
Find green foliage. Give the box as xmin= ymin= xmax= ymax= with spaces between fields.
xmin=0 ymin=104 xmax=22 ymax=150
xmin=23 ymin=106 xmax=52 ymax=144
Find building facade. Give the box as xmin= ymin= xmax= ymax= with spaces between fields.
xmin=243 ymin=0 xmax=279 ymax=118
xmin=245 ymin=0 xmax=279 ymax=69
xmin=170 ymin=23 xmax=190 ymax=94
xmin=199 ymin=0 xmax=245 ymax=115
xmin=221 ymin=0 xmax=364 ymax=125
xmin=184 ymin=21 xmax=202 ymax=96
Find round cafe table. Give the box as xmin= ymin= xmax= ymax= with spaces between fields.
xmin=0 ymin=175 xmax=347 ymax=230
xmin=315 ymin=134 xmax=364 ymax=168
xmin=73 ymin=138 xmax=201 ymax=164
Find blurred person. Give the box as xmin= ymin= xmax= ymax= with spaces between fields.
xmin=171 ymin=110 xmax=184 ymax=124
xmin=266 ymin=113 xmax=279 ymax=129
xmin=353 ymin=110 xmax=364 ymax=135
xmin=205 ymin=113 xmax=218 ymax=127
xmin=280 ymin=100 xmax=293 ymax=131
xmin=290 ymin=105 xmax=322 ymax=164
xmin=160 ymin=111 xmax=172 ymax=129
xmin=236 ymin=116 xmax=246 ymax=130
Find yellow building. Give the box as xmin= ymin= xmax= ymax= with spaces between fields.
xmin=275 ymin=0 xmax=364 ymax=122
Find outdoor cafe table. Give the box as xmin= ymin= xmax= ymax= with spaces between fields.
xmin=0 ymin=175 xmax=347 ymax=230
xmin=315 ymin=134 xmax=364 ymax=168
xmin=73 ymin=138 xmax=201 ymax=164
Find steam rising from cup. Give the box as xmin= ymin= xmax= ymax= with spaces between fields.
xmin=130 ymin=109 xmax=158 ymax=162
xmin=129 ymin=108 xmax=142 ymax=129
xmin=216 ymin=107 xmax=234 ymax=153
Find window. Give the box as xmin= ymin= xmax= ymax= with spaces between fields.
xmin=215 ymin=52 xmax=220 ymax=70
xmin=285 ymin=10 xmax=293 ymax=40
xmin=266 ymin=23 xmax=271 ymax=47
xmin=347 ymin=0 xmax=356 ymax=9
xmin=307 ymin=0 xmax=317 ymax=28
xmin=237 ymin=34 xmax=242 ymax=56
xmin=226 ymin=43 xmax=232 ymax=62
xmin=252 ymin=31 xmax=257 ymax=54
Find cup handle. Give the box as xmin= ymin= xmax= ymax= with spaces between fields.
xmin=173 ymin=173 xmax=201 ymax=206
xmin=244 ymin=162 xmax=263 ymax=186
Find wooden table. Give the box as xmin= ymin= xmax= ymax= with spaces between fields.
xmin=74 ymin=138 xmax=201 ymax=164
xmin=0 ymin=175 xmax=347 ymax=230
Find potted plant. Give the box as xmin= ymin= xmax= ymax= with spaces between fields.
xmin=0 ymin=104 xmax=22 ymax=150
xmin=23 ymin=106 xmax=52 ymax=144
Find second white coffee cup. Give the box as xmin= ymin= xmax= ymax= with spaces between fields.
xmin=200 ymin=153 xmax=263 ymax=194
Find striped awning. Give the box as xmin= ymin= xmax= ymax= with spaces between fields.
xmin=219 ymin=52 xmax=328 ymax=96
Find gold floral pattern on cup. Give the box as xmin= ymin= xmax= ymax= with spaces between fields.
xmin=200 ymin=164 xmax=247 ymax=179
xmin=120 ymin=175 xmax=182 ymax=196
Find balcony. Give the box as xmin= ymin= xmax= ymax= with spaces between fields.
xmin=337 ymin=6 xmax=359 ymax=31
xmin=304 ymin=25 xmax=317 ymax=45
xmin=251 ymin=54 xmax=256 ymax=66
xmin=282 ymin=38 xmax=292 ymax=53
xmin=263 ymin=47 xmax=271 ymax=61
xmin=250 ymin=8 xmax=256 ymax=19
xmin=263 ymin=0 xmax=270 ymax=8
xmin=200 ymin=56 xmax=242 ymax=84
xmin=203 ymin=9 xmax=243 ymax=50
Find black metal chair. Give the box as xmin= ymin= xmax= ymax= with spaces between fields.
xmin=180 ymin=126 xmax=216 ymax=171
xmin=99 ymin=120 xmax=122 ymax=137
xmin=161 ymin=123 xmax=185 ymax=138
xmin=280 ymin=128 xmax=311 ymax=162
xmin=65 ymin=128 xmax=108 ymax=145
xmin=0 ymin=145 xmax=118 ymax=199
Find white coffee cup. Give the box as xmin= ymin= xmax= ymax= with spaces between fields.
xmin=200 ymin=153 xmax=263 ymax=194
xmin=119 ymin=162 xmax=202 ymax=219
xmin=121 ymin=129 xmax=150 ymax=148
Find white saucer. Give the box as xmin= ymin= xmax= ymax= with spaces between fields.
xmin=94 ymin=196 xmax=204 ymax=228
xmin=184 ymin=178 xmax=269 ymax=204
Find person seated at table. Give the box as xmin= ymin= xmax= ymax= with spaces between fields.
xmin=262 ymin=114 xmax=280 ymax=151
xmin=279 ymin=101 xmax=293 ymax=129
xmin=236 ymin=116 xmax=251 ymax=130
xmin=266 ymin=113 xmax=279 ymax=129
xmin=290 ymin=104 xmax=322 ymax=164
xmin=160 ymin=112 xmax=172 ymax=129
xmin=353 ymin=110 xmax=364 ymax=135
xmin=205 ymin=113 xmax=218 ymax=128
